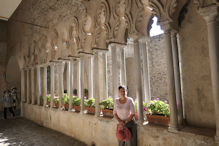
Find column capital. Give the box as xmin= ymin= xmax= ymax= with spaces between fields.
xmin=159 ymin=20 xmax=176 ymax=33
xmin=198 ymin=5 xmax=219 ymax=23
xmin=108 ymin=42 xmax=126 ymax=48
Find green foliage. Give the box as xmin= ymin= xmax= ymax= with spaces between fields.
xmin=99 ymin=97 xmax=114 ymax=110
xmin=134 ymin=100 xmax=146 ymax=111
xmin=54 ymin=98 xmax=59 ymax=103
xmin=40 ymin=95 xmax=43 ymax=99
xmin=62 ymin=94 xmax=69 ymax=104
xmin=84 ymin=97 xmax=95 ymax=107
xmin=72 ymin=97 xmax=81 ymax=106
xmin=147 ymin=99 xmax=170 ymax=117
xmin=47 ymin=94 xmax=51 ymax=102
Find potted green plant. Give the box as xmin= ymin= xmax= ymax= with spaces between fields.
xmin=54 ymin=96 xmax=59 ymax=108
xmin=146 ymin=98 xmax=170 ymax=126
xmin=134 ymin=100 xmax=146 ymax=120
xmin=62 ymin=94 xmax=69 ymax=110
xmin=72 ymin=97 xmax=81 ymax=112
xmin=84 ymin=97 xmax=95 ymax=114
xmin=47 ymin=94 xmax=51 ymax=106
xmin=99 ymin=97 xmax=114 ymax=117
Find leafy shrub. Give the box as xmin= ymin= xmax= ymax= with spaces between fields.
xmin=62 ymin=94 xmax=69 ymax=104
xmin=99 ymin=97 xmax=114 ymax=110
xmin=147 ymin=98 xmax=170 ymax=117
xmin=72 ymin=97 xmax=81 ymax=106
xmin=84 ymin=97 xmax=95 ymax=107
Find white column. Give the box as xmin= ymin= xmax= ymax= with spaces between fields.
xmin=31 ymin=68 xmax=35 ymax=104
xmin=140 ymin=39 xmax=151 ymax=103
xmin=50 ymin=63 xmax=55 ymax=108
xmin=88 ymin=56 xmax=94 ymax=98
xmin=110 ymin=44 xmax=119 ymax=99
xmin=171 ymin=31 xmax=183 ymax=126
xmin=26 ymin=69 xmax=30 ymax=104
xmin=93 ymin=51 xmax=100 ymax=117
xmin=21 ymin=68 xmax=25 ymax=116
xmin=43 ymin=66 xmax=47 ymax=107
xmin=66 ymin=61 xmax=70 ymax=95
xmin=77 ymin=59 xmax=81 ymax=98
xmin=69 ymin=60 xmax=74 ymax=111
xmin=58 ymin=62 xmax=64 ymax=109
xmin=103 ymin=52 xmax=108 ymax=99
xmin=36 ymin=66 xmax=41 ymax=105
xmin=79 ymin=57 xmax=85 ymax=114
xmin=161 ymin=21 xmax=179 ymax=132
xmin=120 ymin=46 xmax=127 ymax=86
xmin=133 ymin=40 xmax=144 ymax=123
xmin=199 ymin=5 xmax=219 ymax=143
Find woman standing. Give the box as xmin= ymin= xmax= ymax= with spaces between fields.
xmin=2 ymin=89 xmax=15 ymax=119
xmin=113 ymin=86 xmax=137 ymax=146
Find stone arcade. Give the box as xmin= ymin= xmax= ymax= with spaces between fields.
xmin=0 ymin=0 xmax=219 ymax=145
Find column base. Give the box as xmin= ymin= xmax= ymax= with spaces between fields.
xmin=168 ymin=126 xmax=179 ymax=133
xmin=215 ymin=135 xmax=219 ymax=145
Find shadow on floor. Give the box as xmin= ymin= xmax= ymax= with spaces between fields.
xmin=0 ymin=117 xmax=87 ymax=146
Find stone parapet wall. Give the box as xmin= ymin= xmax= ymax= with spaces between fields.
xmin=23 ymin=103 xmax=215 ymax=146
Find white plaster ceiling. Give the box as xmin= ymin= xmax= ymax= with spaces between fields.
xmin=0 ymin=0 xmax=22 ymax=21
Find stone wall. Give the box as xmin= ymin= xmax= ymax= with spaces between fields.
xmin=23 ymin=103 xmax=215 ymax=146
xmin=0 ymin=20 xmax=8 ymax=111
xmin=148 ymin=34 xmax=168 ymax=100
xmin=179 ymin=2 xmax=215 ymax=128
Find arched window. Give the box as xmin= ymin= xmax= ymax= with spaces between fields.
xmin=149 ymin=16 xmax=164 ymax=37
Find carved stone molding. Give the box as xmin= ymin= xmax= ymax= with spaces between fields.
xmin=148 ymin=0 xmax=178 ymax=22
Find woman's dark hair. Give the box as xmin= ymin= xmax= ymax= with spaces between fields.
xmin=118 ymin=85 xmax=127 ymax=90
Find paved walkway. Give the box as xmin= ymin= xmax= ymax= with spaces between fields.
xmin=0 ymin=117 xmax=87 ymax=146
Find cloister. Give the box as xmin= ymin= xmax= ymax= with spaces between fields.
xmin=0 ymin=0 xmax=219 ymax=145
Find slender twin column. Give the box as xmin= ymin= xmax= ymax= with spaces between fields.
xmin=171 ymin=31 xmax=183 ymax=126
xmin=31 ymin=67 xmax=35 ymax=104
xmin=20 ymin=68 xmax=25 ymax=116
xmin=160 ymin=21 xmax=179 ymax=132
xmin=93 ymin=50 xmax=100 ymax=117
xmin=43 ymin=66 xmax=47 ymax=107
xmin=26 ymin=69 xmax=30 ymax=104
xmin=198 ymin=5 xmax=219 ymax=143
xmin=133 ymin=40 xmax=144 ymax=123
xmin=87 ymin=56 xmax=94 ymax=98
xmin=50 ymin=63 xmax=55 ymax=108
xmin=68 ymin=60 xmax=74 ymax=111
xmin=58 ymin=62 xmax=65 ymax=109
xmin=79 ymin=56 xmax=85 ymax=114
xmin=36 ymin=66 xmax=41 ymax=105
xmin=139 ymin=38 xmax=151 ymax=103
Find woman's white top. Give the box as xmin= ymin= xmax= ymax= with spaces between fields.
xmin=113 ymin=97 xmax=135 ymax=121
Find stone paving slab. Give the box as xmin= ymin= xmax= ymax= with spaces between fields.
xmin=0 ymin=117 xmax=87 ymax=146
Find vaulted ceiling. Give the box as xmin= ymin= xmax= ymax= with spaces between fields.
xmin=0 ymin=0 xmax=22 ymax=21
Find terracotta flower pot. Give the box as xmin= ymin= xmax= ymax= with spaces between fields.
xmin=54 ymin=102 xmax=59 ymax=108
xmin=85 ymin=106 xmax=95 ymax=114
xmin=72 ymin=105 xmax=81 ymax=112
xmin=146 ymin=114 xmax=170 ymax=126
xmin=102 ymin=109 xmax=113 ymax=117
xmin=47 ymin=101 xmax=50 ymax=107
xmin=64 ymin=104 xmax=69 ymax=110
